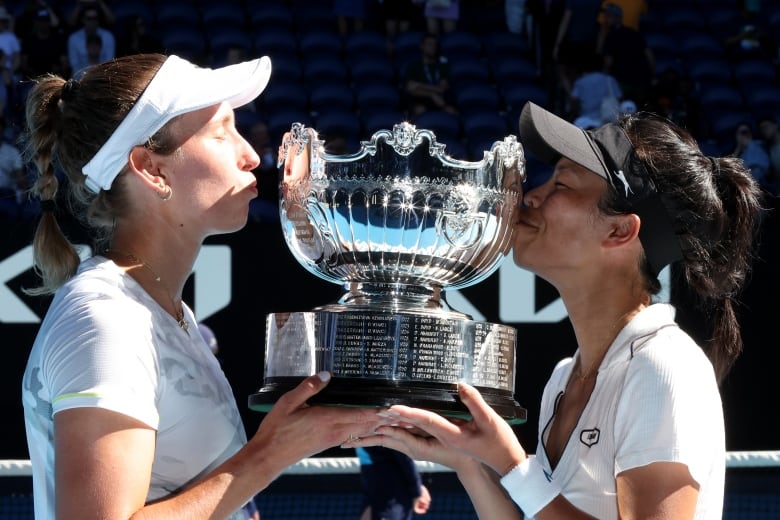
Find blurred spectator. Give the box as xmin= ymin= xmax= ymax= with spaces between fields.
xmin=20 ymin=8 xmax=68 ymax=79
xmin=403 ymin=33 xmax=457 ymax=116
xmin=732 ymin=121 xmax=773 ymax=193
xmin=525 ymin=0 xmax=565 ymax=98
xmin=421 ymin=0 xmax=460 ymax=35
xmin=72 ymin=33 xmax=103 ymax=78
xmin=13 ymin=0 xmax=61 ymax=40
xmin=378 ymin=0 xmax=422 ymax=55
xmin=0 ymin=8 xmax=21 ymax=75
xmin=600 ymin=2 xmax=653 ymax=109
xmin=569 ymin=50 xmax=622 ymax=128
xmin=357 ymin=446 xmax=431 ymax=520
xmin=505 ymin=0 xmax=529 ymax=36
xmin=758 ymin=116 xmax=780 ymax=190
xmin=67 ymin=4 xmax=115 ymax=76
xmin=65 ymin=0 xmax=114 ymax=29
xmin=0 ymin=116 xmax=26 ymax=217
xmin=552 ymin=0 xmax=602 ymax=99
xmin=0 ymin=49 xmax=10 ymax=116
xmin=116 ymin=15 xmax=162 ymax=57
xmin=595 ymin=0 xmax=647 ymax=51
xmin=724 ymin=18 xmax=775 ymax=62
xmin=647 ymin=68 xmax=705 ymax=140
xmin=334 ymin=0 xmax=367 ymax=36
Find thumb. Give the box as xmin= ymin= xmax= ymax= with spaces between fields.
xmin=457 ymin=382 xmax=496 ymax=423
xmin=277 ymin=371 xmax=331 ymax=411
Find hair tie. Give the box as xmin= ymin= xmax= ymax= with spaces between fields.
xmin=708 ymin=156 xmax=720 ymax=175
xmin=60 ymin=78 xmax=80 ymax=102
xmin=40 ymin=199 xmax=57 ymax=213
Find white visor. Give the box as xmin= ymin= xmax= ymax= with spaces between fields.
xmin=82 ymin=54 xmax=272 ymax=192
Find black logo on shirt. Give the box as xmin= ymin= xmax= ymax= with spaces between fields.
xmin=580 ymin=428 xmax=600 ymax=447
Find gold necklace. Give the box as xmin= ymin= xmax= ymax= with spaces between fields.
xmin=106 ymin=250 xmax=189 ymax=334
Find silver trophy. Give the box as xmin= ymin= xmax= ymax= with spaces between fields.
xmin=249 ymin=122 xmax=527 ymax=422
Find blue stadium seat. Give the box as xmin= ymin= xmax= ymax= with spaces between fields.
xmin=207 ymin=30 xmax=252 ymax=59
xmin=688 ymin=58 xmax=733 ymax=85
xmin=678 ymin=32 xmax=724 ymax=60
xmin=392 ymin=30 xmax=425 ymax=69
xmin=481 ymin=32 xmax=531 ymax=58
xmin=743 ymin=85 xmax=780 ymax=118
xmin=704 ymin=5 xmax=742 ymax=38
xmin=344 ymin=30 xmax=387 ymax=60
xmin=699 ymin=85 xmax=745 ymax=112
xmin=454 ymin=84 xmax=500 ymax=114
xmin=253 ymin=30 xmax=298 ymax=59
xmin=644 ymin=32 xmax=679 ymax=60
xmin=308 ymin=83 xmax=355 ymax=113
xmin=112 ymin=0 xmax=155 ymax=28
xmin=314 ymin=110 xmax=362 ymax=149
xmin=501 ymin=82 xmax=549 ymax=114
xmin=302 ymin=56 xmax=349 ymax=85
xmin=412 ymin=110 xmax=462 ymax=142
xmin=291 ymin=1 xmax=337 ymax=34
xmin=707 ymin=109 xmax=753 ymax=143
xmin=160 ymin=27 xmax=207 ymax=61
xmin=201 ymin=4 xmax=246 ymax=30
xmin=462 ymin=113 xmax=509 ymax=143
xmin=662 ymin=6 xmax=706 ymax=34
xmin=249 ymin=3 xmax=294 ymax=31
xmin=155 ymin=4 xmax=201 ymax=30
xmin=448 ymin=58 xmax=490 ymax=89
xmin=362 ymin=109 xmax=406 ymax=135
xmin=732 ymin=59 xmax=777 ymax=84
xmin=349 ymin=56 xmax=396 ymax=87
xmin=490 ymin=57 xmax=537 ymax=89
xmin=355 ymin=83 xmax=402 ymax=113
xmin=439 ymin=31 xmax=483 ymax=61
xmin=299 ymin=31 xmax=344 ymax=60
xmin=260 ymin=80 xmax=309 ymax=114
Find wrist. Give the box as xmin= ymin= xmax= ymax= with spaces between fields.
xmin=500 ymin=457 xmax=562 ymax=517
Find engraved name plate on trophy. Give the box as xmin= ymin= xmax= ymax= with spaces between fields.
xmin=249 ymin=122 xmax=527 ymax=422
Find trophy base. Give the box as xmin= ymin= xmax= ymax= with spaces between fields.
xmin=249 ymin=377 xmax=527 ymax=424
xmin=254 ymin=310 xmax=526 ymax=424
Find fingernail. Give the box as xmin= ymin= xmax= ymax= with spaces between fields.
xmin=317 ymin=371 xmax=331 ymax=382
xmin=377 ymin=410 xmax=400 ymax=418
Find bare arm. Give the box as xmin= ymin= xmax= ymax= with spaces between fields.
xmin=55 ymin=373 xmax=385 ymax=519
xmin=616 ymin=461 xmax=699 ymax=519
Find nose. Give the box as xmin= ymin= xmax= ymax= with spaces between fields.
xmin=240 ymin=136 xmax=261 ymax=171
xmin=522 ymin=185 xmax=542 ymax=208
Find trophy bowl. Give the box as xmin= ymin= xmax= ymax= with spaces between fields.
xmin=249 ymin=122 xmax=527 ymax=422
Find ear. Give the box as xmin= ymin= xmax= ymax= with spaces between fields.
xmin=128 ymin=145 xmax=168 ymax=194
xmin=603 ymin=213 xmax=641 ymax=250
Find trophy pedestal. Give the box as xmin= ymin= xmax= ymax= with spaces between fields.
xmin=249 ymin=310 xmax=527 ymax=424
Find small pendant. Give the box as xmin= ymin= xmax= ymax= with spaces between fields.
xmin=178 ymin=317 xmax=189 ymax=334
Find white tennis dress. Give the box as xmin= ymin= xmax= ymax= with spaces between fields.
xmin=528 ymin=304 xmax=725 ymax=519
xmin=22 ymin=256 xmax=249 ymax=519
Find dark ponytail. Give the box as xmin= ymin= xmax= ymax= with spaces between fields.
xmin=621 ymin=114 xmax=764 ymax=383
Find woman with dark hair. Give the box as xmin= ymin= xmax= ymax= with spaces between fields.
xmin=21 ymin=53 xmax=383 ymax=519
xmin=347 ymin=101 xmax=764 ymax=519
